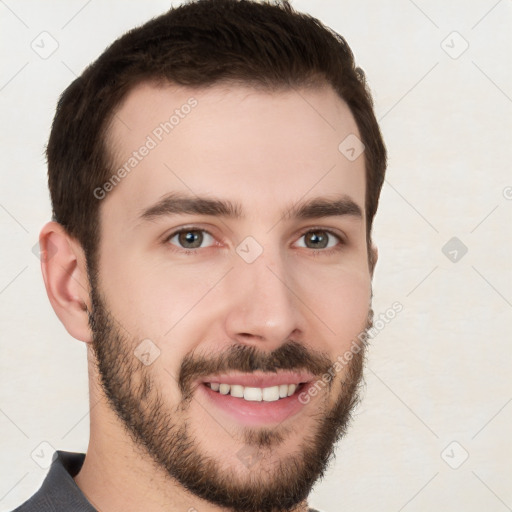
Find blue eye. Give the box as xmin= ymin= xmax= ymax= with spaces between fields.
xmin=167 ymin=229 xmax=215 ymax=249
xmin=296 ymin=230 xmax=341 ymax=249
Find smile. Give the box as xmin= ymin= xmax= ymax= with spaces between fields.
xmin=205 ymin=382 xmax=306 ymax=402
xmin=197 ymin=372 xmax=316 ymax=426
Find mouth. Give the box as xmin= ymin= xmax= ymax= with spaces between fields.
xmin=204 ymin=381 xmax=307 ymax=402
xmin=196 ymin=372 xmax=317 ymax=425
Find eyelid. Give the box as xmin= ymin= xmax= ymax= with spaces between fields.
xmin=163 ymin=225 xmax=219 ymax=250
xmin=163 ymin=223 xmax=217 ymax=240
xmin=293 ymin=226 xmax=347 ymax=247
xmin=161 ymin=224 xmax=347 ymax=254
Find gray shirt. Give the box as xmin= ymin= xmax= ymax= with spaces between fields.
xmin=12 ymin=451 xmax=322 ymax=512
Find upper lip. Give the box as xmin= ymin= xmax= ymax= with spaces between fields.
xmin=199 ymin=371 xmax=316 ymax=388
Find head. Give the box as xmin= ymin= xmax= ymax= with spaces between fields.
xmin=40 ymin=1 xmax=386 ymax=511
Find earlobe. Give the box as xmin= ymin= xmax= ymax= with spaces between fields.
xmin=369 ymin=243 xmax=378 ymax=277
xmin=39 ymin=221 xmax=93 ymax=343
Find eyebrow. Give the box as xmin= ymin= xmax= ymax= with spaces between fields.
xmin=285 ymin=197 xmax=362 ymax=220
xmin=138 ymin=192 xmax=362 ymax=222
xmin=139 ymin=193 xmax=243 ymax=220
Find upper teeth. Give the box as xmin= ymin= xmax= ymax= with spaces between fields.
xmin=208 ymin=383 xmax=298 ymax=402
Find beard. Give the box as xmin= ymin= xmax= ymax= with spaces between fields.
xmin=88 ymin=276 xmax=373 ymax=512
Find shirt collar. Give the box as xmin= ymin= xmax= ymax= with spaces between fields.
xmin=26 ymin=450 xmax=96 ymax=511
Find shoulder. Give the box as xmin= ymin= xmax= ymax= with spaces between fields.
xmin=10 ymin=492 xmax=53 ymax=512
xmin=9 ymin=451 xmax=95 ymax=512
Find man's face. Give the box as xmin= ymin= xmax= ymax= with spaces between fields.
xmin=88 ymin=83 xmax=374 ymax=512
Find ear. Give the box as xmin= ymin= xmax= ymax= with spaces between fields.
xmin=39 ymin=221 xmax=93 ymax=343
xmin=369 ymin=242 xmax=378 ymax=278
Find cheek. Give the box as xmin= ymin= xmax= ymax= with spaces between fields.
xmin=98 ymin=239 xmax=227 ymax=338
xmin=298 ymin=267 xmax=371 ymax=345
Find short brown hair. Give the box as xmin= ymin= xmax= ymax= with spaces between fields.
xmin=47 ymin=0 xmax=386 ymax=273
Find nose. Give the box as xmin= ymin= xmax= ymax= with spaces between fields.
xmin=223 ymin=249 xmax=304 ymax=351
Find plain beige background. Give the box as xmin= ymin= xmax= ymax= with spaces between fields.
xmin=1 ymin=1 xmax=511 ymax=511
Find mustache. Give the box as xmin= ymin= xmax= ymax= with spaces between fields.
xmin=178 ymin=340 xmax=334 ymax=396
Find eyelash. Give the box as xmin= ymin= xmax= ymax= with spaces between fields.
xmin=164 ymin=226 xmax=345 ymax=255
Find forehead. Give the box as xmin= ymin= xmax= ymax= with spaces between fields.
xmin=102 ymin=82 xmax=366 ymax=225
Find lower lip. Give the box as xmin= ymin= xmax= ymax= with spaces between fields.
xmin=198 ymin=382 xmax=313 ymax=426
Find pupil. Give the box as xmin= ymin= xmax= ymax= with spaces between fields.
xmin=306 ymin=231 xmax=327 ymax=249
xmin=179 ymin=230 xmax=203 ymax=248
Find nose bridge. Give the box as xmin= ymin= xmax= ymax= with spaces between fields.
xmin=223 ymin=241 xmax=301 ymax=345
xmin=252 ymin=251 xmax=291 ymax=311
